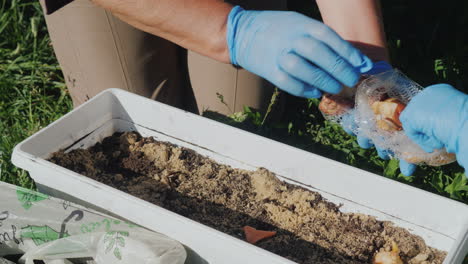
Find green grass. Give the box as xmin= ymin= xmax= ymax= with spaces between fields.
xmin=0 ymin=0 xmax=72 ymax=188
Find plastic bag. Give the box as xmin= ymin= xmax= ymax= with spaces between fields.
xmin=20 ymin=231 xmax=185 ymax=264
xmin=0 ymin=258 xmax=15 ymax=264
xmin=0 ymin=181 xmax=186 ymax=264
xmin=319 ymin=70 xmax=456 ymax=166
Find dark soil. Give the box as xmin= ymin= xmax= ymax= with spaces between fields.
xmin=49 ymin=132 xmax=446 ymax=264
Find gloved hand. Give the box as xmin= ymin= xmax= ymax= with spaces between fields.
xmin=400 ymin=84 xmax=468 ymax=171
xmin=227 ymin=6 xmax=373 ymax=98
xmin=342 ymin=61 xmax=418 ymax=176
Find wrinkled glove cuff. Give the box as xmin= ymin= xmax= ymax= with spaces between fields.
xmin=446 ymin=91 xmax=468 ymax=154
xmin=456 ymin=121 xmax=468 ymax=170
xmin=227 ymin=6 xmax=245 ymax=66
xmin=363 ymin=60 xmax=392 ymax=75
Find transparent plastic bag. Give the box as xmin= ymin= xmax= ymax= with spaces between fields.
xmin=0 ymin=258 xmax=15 ymax=264
xmin=0 ymin=182 xmax=186 ymax=264
xmin=319 ymin=70 xmax=456 ymax=166
xmin=20 ymin=231 xmax=185 ymax=264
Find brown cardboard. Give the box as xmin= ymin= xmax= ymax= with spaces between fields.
xmin=41 ymin=0 xmax=287 ymax=115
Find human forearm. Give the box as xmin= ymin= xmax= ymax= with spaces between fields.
xmin=91 ymin=0 xmax=232 ymax=63
xmin=316 ymin=0 xmax=389 ymax=62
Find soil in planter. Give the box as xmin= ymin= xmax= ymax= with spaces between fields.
xmin=49 ymin=132 xmax=446 ymax=264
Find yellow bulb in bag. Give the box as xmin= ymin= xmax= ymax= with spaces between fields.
xmin=318 ymin=70 xmax=456 ymax=166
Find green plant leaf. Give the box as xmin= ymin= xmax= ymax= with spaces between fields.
xmin=105 ymin=239 xmax=115 ymax=254
xmin=116 ymin=237 xmax=125 ymax=247
xmin=383 ymin=159 xmax=399 ymax=177
xmin=30 ymin=17 xmax=38 ymax=38
xmin=287 ymin=122 xmax=293 ymax=134
xmin=261 ymin=87 xmax=280 ymax=126
xmin=445 ymin=173 xmax=467 ymax=195
xmin=16 ymin=187 xmax=49 ymax=210
xmin=118 ymin=231 xmax=129 ymax=237
xmin=114 ymin=247 xmax=122 ymax=260
xmin=430 ymin=171 xmax=445 ymax=193
xmin=103 ymin=233 xmax=113 ymax=243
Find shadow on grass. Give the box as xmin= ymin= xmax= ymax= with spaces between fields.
xmin=203 ymin=93 xmax=467 ymax=204
xmin=202 ymin=109 xmax=384 ymax=176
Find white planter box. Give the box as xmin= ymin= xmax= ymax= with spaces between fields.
xmin=12 ymin=88 xmax=468 ymax=264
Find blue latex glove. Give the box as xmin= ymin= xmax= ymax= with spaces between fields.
xmin=227 ymin=6 xmax=373 ymax=98
xmin=400 ymin=84 xmax=468 ymax=172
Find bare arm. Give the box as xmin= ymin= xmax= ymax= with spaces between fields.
xmin=91 ymin=0 xmax=233 ymax=63
xmin=316 ymin=0 xmax=389 ymax=62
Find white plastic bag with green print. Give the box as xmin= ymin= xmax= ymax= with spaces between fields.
xmin=0 ymin=181 xmax=186 ymax=264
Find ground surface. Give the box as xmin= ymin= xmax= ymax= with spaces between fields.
xmin=49 ymin=132 xmax=446 ymax=264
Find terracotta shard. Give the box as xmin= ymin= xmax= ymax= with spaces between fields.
xmin=243 ymin=226 xmax=276 ymax=244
